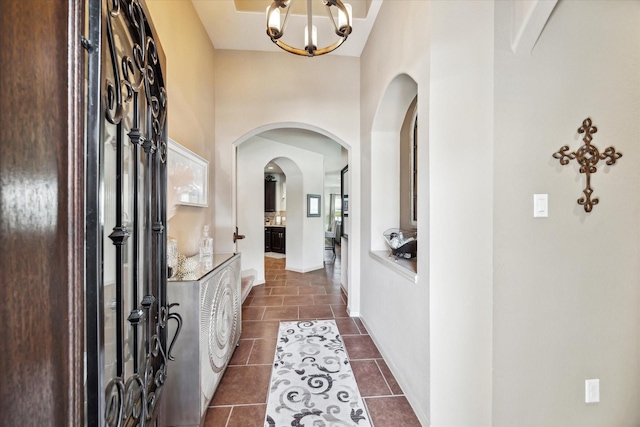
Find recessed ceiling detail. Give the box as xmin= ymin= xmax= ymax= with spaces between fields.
xmin=234 ymin=0 xmax=369 ymax=19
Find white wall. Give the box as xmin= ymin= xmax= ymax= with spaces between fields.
xmin=237 ymin=137 xmax=325 ymax=283
xmin=493 ymin=1 xmax=640 ymax=426
xmin=359 ymin=1 xmax=432 ymax=424
xmin=213 ymin=50 xmax=363 ymax=313
xmin=428 ymin=2 xmax=495 ymax=426
xmin=361 ymin=1 xmax=495 ymax=425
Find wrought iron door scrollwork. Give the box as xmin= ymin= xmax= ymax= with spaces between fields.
xmin=86 ymin=0 xmax=170 ymax=426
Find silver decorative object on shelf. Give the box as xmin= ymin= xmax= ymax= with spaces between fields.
xmin=383 ymin=228 xmax=417 ymax=260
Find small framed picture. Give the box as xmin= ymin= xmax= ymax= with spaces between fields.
xmin=343 ymin=195 xmax=348 ymax=217
xmin=307 ymin=194 xmax=321 ymax=217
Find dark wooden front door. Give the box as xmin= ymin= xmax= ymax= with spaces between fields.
xmin=0 ymin=0 xmax=84 ymax=425
xmin=0 ymin=1 xmax=171 ymax=426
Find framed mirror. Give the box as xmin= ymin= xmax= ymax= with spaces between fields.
xmin=307 ymin=194 xmax=321 ymax=217
xmin=168 ymin=138 xmax=209 ymax=207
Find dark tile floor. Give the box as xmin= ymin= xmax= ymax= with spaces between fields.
xmin=204 ymin=253 xmax=421 ymax=427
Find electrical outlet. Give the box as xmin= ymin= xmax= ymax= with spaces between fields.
xmin=585 ymin=379 xmax=600 ymax=403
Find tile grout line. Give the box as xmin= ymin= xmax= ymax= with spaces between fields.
xmin=361 ymin=398 xmax=376 ymax=427
xmin=223 ymin=406 xmax=232 ymax=427
xmin=373 ymin=359 xmax=395 ymax=397
xmin=362 ymin=394 xmax=407 ymax=400
xmin=212 ymin=403 xmax=268 ymax=408
xmin=246 ymin=339 xmax=257 ymax=365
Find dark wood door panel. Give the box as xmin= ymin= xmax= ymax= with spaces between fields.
xmin=0 ymin=0 xmax=84 ymax=425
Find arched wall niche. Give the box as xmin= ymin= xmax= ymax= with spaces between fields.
xmin=370 ymin=74 xmax=418 ymax=252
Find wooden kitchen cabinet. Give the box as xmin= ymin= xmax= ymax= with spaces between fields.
xmin=265 ymin=180 xmax=276 ymax=212
xmin=264 ymin=227 xmax=271 ymax=252
xmin=265 ymin=226 xmax=285 ymax=254
xmin=271 ymin=227 xmax=285 ymax=253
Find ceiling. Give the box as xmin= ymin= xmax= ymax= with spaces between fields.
xmin=191 ymin=0 xmax=383 ymax=57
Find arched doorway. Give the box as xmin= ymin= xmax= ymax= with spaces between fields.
xmin=234 ymin=125 xmax=349 ymax=289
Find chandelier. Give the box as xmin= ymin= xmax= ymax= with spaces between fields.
xmin=266 ymin=0 xmax=353 ymax=57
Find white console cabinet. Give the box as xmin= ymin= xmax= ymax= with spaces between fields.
xmin=165 ymin=253 xmax=242 ymax=427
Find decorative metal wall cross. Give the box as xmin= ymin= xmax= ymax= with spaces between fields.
xmin=552 ymin=118 xmax=622 ymax=212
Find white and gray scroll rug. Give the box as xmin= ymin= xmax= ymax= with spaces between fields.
xmin=264 ymin=320 xmax=372 ymax=427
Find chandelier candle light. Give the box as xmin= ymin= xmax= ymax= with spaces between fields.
xmin=266 ymin=0 xmax=353 ymax=57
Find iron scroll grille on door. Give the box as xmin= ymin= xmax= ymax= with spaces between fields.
xmin=85 ymin=1 xmax=178 ymax=426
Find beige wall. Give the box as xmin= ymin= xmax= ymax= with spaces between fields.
xmin=428 ymin=2 xmax=495 ymax=426
xmin=147 ymin=0 xmax=216 ymax=256
xmin=493 ymin=1 xmax=640 ymax=425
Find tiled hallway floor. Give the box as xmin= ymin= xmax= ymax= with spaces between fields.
xmin=204 ymin=255 xmax=421 ymax=427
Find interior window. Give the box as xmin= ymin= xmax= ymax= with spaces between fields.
xmin=399 ymin=96 xmax=418 ymax=231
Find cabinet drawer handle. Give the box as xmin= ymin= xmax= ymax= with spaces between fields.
xmin=167 ymin=303 xmax=183 ymax=361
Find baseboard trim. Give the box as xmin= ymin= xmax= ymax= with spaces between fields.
xmin=358 ymin=316 xmax=430 ymax=426
xmin=286 ymin=264 xmax=325 ymax=273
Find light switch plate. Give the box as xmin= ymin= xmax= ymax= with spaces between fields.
xmin=533 ymin=194 xmax=548 ymax=218
xmin=585 ymin=379 xmax=600 ymax=403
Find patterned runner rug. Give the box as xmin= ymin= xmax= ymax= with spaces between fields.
xmin=264 ymin=320 xmax=372 ymax=427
